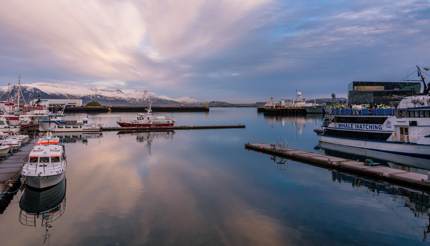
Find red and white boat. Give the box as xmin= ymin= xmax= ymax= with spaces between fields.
xmin=117 ymin=105 xmax=175 ymax=128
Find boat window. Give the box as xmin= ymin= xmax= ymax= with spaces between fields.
xmin=426 ymin=111 xmax=430 ymax=118
xmin=420 ymin=111 xmax=425 ymax=118
xmin=40 ymin=157 xmax=50 ymax=163
xmin=51 ymin=156 xmax=61 ymax=162
xmin=29 ymin=157 xmax=38 ymax=163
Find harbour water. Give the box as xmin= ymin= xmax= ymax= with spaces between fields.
xmin=0 ymin=108 xmax=429 ymax=245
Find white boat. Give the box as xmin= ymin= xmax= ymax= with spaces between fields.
xmin=2 ymin=137 xmax=21 ymax=152
xmin=0 ymin=145 xmax=10 ymax=157
xmin=317 ymin=66 xmax=430 ymax=161
xmin=0 ymin=116 xmax=20 ymax=134
xmin=117 ymin=102 xmax=175 ymax=128
xmin=39 ymin=116 xmax=101 ymax=132
xmin=21 ymin=139 xmax=66 ymax=189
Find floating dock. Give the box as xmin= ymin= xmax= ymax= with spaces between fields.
xmin=102 ymin=124 xmax=246 ymax=132
xmin=0 ymin=143 xmax=33 ymax=213
xmin=245 ymin=143 xmax=430 ymax=190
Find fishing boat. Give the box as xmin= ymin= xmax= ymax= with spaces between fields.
xmin=117 ymin=101 xmax=175 ymax=128
xmin=258 ymin=91 xmax=324 ymax=115
xmin=21 ymin=137 xmax=66 ymax=189
xmin=316 ymin=66 xmax=430 ymax=161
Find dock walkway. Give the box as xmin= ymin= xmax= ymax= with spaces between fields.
xmin=0 ymin=144 xmax=33 ymax=200
xmin=245 ymin=143 xmax=430 ymax=190
xmin=102 ymin=124 xmax=246 ymax=132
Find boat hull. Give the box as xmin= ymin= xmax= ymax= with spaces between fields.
xmin=0 ymin=146 xmax=10 ymax=157
xmin=319 ymin=136 xmax=430 ymax=159
xmin=319 ymin=142 xmax=430 ymax=171
xmin=117 ymin=122 xmax=175 ymax=128
xmin=20 ymin=178 xmax=66 ymax=214
xmin=24 ymin=173 xmax=65 ymax=190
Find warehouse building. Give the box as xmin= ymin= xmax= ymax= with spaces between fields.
xmin=348 ymin=81 xmax=422 ymax=106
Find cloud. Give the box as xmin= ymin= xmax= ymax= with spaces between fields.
xmin=0 ymin=0 xmax=273 ymax=86
xmin=0 ymin=0 xmax=429 ymax=100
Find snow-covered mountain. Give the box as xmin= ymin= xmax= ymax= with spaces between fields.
xmin=0 ymin=83 xmax=197 ymax=105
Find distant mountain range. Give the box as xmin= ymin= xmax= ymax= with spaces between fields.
xmin=0 ymin=82 xmax=346 ymax=107
xmin=0 ymin=83 xmax=198 ymax=106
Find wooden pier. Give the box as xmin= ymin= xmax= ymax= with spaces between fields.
xmin=245 ymin=143 xmax=430 ymax=190
xmin=102 ymin=124 xmax=246 ymax=132
xmin=0 ymin=143 xmax=33 ymax=212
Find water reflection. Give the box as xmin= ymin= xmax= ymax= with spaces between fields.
xmin=53 ymin=132 xmax=103 ymax=144
xmin=331 ymin=171 xmax=430 ymax=241
xmin=263 ymin=115 xmax=321 ymax=135
xmin=267 ymin=154 xmax=430 ymax=242
xmin=1 ymin=109 xmax=430 ymax=245
xmin=117 ymin=131 xmax=174 ymax=155
xmin=19 ymin=179 xmax=67 ymax=245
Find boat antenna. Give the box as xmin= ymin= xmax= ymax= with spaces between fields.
xmin=417 ymin=65 xmax=430 ymax=94
xmin=143 ymin=90 xmax=152 ymax=113
xmin=17 ymin=75 xmax=21 ymax=111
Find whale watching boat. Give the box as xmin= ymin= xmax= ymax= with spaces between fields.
xmin=21 ymin=136 xmax=66 ymax=189
xmin=117 ymin=102 xmax=175 ymax=128
xmin=316 ymin=66 xmax=430 ymax=161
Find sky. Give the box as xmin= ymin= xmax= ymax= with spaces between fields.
xmin=0 ymin=0 xmax=429 ymax=102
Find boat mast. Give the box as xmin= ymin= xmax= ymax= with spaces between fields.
xmin=144 ymin=90 xmax=152 ymax=113
xmin=17 ymin=76 xmax=21 ymax=112
xmin=417 ymin=65 xmax=430 ymax=94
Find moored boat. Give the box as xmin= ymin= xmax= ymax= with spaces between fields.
xmin=316 ymin=66 xmax=430 ymax=162
xmin=39 ymin=116 xmax=101 ymax=132
xmin=21 ymin=137 xmax=66 ymax=189
xmin=117 ymin=103 xmax=175 ymax=128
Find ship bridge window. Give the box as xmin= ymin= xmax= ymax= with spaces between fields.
xmin=51 ymin=157 xmax=61 ymax=163
xmin=29 ymin=157 xmax=38 ymax=163
xmin=40 ymin=157 xmax=49 ymax=163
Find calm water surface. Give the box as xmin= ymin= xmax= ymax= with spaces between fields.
xmin=0 ymin=108 xmax=429 ymax=245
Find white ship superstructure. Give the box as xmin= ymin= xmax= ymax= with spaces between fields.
xmin=21 ymin=137 xmax=66 ymax=189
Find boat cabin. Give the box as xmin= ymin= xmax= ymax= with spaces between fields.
xmin=28 ymin=145 xmax=65 ymax=165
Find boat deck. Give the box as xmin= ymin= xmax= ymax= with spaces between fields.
xmin=245 ymin=143 xmax=430 ymax=191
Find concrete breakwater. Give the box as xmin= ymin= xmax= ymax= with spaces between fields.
xmin=64 ymin=105 xmax=210 ymax=113
xmin=257 ymin=106 xmax=324 ymax=115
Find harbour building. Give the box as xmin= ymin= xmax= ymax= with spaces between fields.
xmin=348 ymin=81 xmax=422 ymax=106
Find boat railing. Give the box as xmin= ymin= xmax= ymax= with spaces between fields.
xmin=328 ymin=108 xmax=395 ymax=116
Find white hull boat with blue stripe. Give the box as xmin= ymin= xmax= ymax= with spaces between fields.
xmin=317 ymin=94 xmax=430 ymax=162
